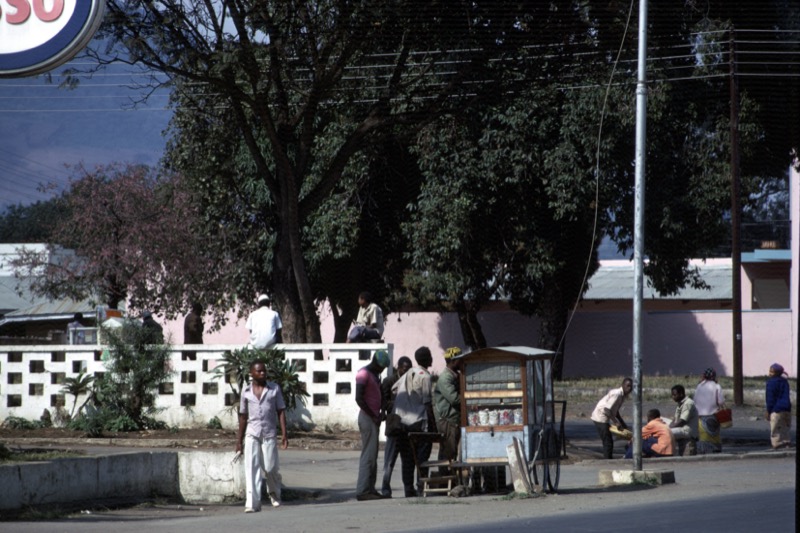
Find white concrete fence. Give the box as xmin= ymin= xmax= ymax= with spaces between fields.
xmin=0 ymin=343 xmax=393 ymax=430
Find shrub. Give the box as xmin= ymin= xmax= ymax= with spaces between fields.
xmin=1 ymin=417 xmax=42 ymax=430
xmin=211 ymin=347 xmax=309 ymax=412
xmin=97 ymin=321 xmax=175 ymax=429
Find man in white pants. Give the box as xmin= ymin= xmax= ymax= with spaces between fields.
xmin=236 ymin=359 xmax=288 ymax=512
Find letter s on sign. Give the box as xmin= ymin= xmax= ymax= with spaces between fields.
xmin=6 ymin=0 xmax=32 ymax=25
xmin=33 ymin=0 xmax=64 ymax=22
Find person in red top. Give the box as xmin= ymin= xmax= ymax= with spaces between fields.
xmin=355 ymin=350 xmax=391 ymax=500
xmin=624 ymin=409 xmax=675 ymax=458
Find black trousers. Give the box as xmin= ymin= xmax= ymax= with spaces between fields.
xmin=396 ymin=420 xmax=431 ymax=495
xmin=594 ymin=421 xmax=614 ymax=459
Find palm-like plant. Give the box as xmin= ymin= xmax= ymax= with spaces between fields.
xmin=210 ymin=347 xmax=308 ymax=412
xmin=61 ymin=371 xmax=95 ymax=418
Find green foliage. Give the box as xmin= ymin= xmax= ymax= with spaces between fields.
xmin=206 ymin=416 xmax=223 ymax=430
xmin=211 ymin=347 xmax=309 ymax=412
xmin=91 ymin=321 xmax=174 ymax=430
xmin=61 ymin=371 xmax=95 ymax=418
xmin=1 ymin=417 xmax=43 ymax=430
xmin=0 ymin=198 xmax=70 ymax=243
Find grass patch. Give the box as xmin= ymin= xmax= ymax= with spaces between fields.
xmin=0 ymin=446 xmax=85 ymax=464
xmin=4 ymin=505 xmax=73 ymax=521
xmin=555 ymin=374 xmax=788 ymax=404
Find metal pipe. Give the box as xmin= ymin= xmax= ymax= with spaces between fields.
xmin=632 ymin=0 xmax=649 ymax=472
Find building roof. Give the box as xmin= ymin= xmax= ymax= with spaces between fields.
xmin=0 ymin=296 xmax=97 ymax=327
xmin=583 ymin=260 xmax=733 ymax=301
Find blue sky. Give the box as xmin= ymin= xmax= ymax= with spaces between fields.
xmin=0 ymin=59 xmax=171 ymax=211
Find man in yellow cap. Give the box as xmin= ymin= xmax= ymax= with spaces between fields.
xmin=434 ymin=347 xmax=463 ymax=470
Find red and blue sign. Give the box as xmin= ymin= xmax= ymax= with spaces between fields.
xmin=0 ymin=0 xmax=105 ymax=77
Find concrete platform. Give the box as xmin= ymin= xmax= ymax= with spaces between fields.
xmin=599 ymin=469 xmax=676 ymax=486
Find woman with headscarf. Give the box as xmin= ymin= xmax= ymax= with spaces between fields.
xmin=694 ymin=368 xmax=726 ymax=453
xmin=765 ymin=363 xmax=792 ymax=450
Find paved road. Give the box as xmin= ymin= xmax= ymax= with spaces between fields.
xmin=7 ymin=450 xmax=795 ymax=532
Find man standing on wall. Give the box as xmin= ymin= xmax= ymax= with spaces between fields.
xmin=355 ymin=350 xmax=391 ymax=500
xmin=246 ymin=294 xmax=283 ymax=349
xmin=184 ymin=302 xmax=204 ymax=345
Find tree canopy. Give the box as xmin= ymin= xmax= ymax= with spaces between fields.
xmin=85 ymin=0 xmax=589 ymax=342
xmin=30 ymin=0 xmax=795 ymax=359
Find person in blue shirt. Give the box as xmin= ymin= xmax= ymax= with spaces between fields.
xmin=765 ymin=363 xmax=792 ymax=450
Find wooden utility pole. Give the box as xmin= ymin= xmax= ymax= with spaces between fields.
xmin=729 ymin=28 xmax=744 ymax=406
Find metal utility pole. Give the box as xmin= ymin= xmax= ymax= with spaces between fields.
xmin=729 ymin=28 xmax=744 ymax=406
xmin=632 ymin=0 xmax=649 ymax=471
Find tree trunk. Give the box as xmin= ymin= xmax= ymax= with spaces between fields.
xmin=330 ymin=303 xmax=353 ymax=343
xmin=538 ymin=306 xmax=568 ymax=381
xmin=272 ymin=229 xmax=312 ymax=343
xmin=456 ymin=302 xmax=487 ymax=351
xmin=270 ymin=166 xmax=322 ymax=344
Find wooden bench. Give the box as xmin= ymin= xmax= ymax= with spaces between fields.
xmin=407 ymin=432 xmax=459 ymax=497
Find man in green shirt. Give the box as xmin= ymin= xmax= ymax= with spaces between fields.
xmin=434 ymin=347 xmax=463 ymax=471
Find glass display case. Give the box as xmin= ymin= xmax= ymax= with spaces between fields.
xmin=457 ymin=346 xmax=562 ymax=492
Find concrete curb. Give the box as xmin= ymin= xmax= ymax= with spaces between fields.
xmin=1 ymin=437 xmax=361 ymax=451
xmin=575 ymin=448 xmax=795 ymax=466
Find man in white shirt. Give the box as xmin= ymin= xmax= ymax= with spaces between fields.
xmin=590 ymin=377 xmax=633 ymax=459
xmin=246 ymin=294 xmax=283 ymax=349
xmin=393 ymin=346 xmax=435 ymax=496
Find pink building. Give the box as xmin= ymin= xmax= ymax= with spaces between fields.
xmin=162 ymin=167 xmax=797 ymax=378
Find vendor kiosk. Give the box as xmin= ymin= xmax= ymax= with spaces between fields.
xmin=458 ymin=346 xmax=564 ymax=492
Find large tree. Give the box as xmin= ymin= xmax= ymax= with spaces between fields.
xmin=0 ymin=199 xmax=70 ymax=243
xmin=85 ymin=0 xmax=586 ymax=342
xmin=403 ymin=15 xmax=778 ymax=376
xmin=11 ymin=163 xmax=210 ymax=315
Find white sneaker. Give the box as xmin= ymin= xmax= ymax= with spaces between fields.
xmin=244 ymin=508 xmax=257 ymax=513
xmin=269 ymin=493 xmax=281 ymax=507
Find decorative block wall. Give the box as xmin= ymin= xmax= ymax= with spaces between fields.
xmin=0 ymin=343 xmax=393 ymax=431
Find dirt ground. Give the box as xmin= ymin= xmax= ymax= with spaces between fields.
xmin=0 ymin=425 xmax=364 ymax=451
xmin=0 ymin=399 xmax=768 ymax=452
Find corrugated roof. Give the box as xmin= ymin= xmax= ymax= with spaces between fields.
xmin=583 ymin=262 xmax=732 ymax=300
xmin=0 ymin=276 xmax=54 ymax=314
xmin=3 ymin=298 xmax=96 ymax=319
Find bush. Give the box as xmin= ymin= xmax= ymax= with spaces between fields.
xmin=96 ymin=321 xmax=175 ymax=429
xmin=65 ymin=322 xmax=174 ymax=437
xmin=2 ymin=416 xmax=43 ymax=430
xmin=211 ymin=347 xmax=309 ymax=412
xmin=207 ymin=416 xmax=223 ymax=430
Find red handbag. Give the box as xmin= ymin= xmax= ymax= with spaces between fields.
xmin=715 ymin=408 xmax=733 ymax=428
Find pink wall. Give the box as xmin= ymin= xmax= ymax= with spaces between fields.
xmin=160 ymin=305 xmax=793 ymax=378
xmin=563 ymin=309 xmax=793 ymax=378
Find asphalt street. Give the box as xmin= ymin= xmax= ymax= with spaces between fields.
xmin=5 ymin=444 xmax=795 ymax=532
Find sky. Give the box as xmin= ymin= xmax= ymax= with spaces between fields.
xmin=0 ymin=58 xmax=172 ymax=211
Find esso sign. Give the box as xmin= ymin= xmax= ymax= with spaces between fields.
xmin=0 ymin=0 xmax=105 ymax=77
